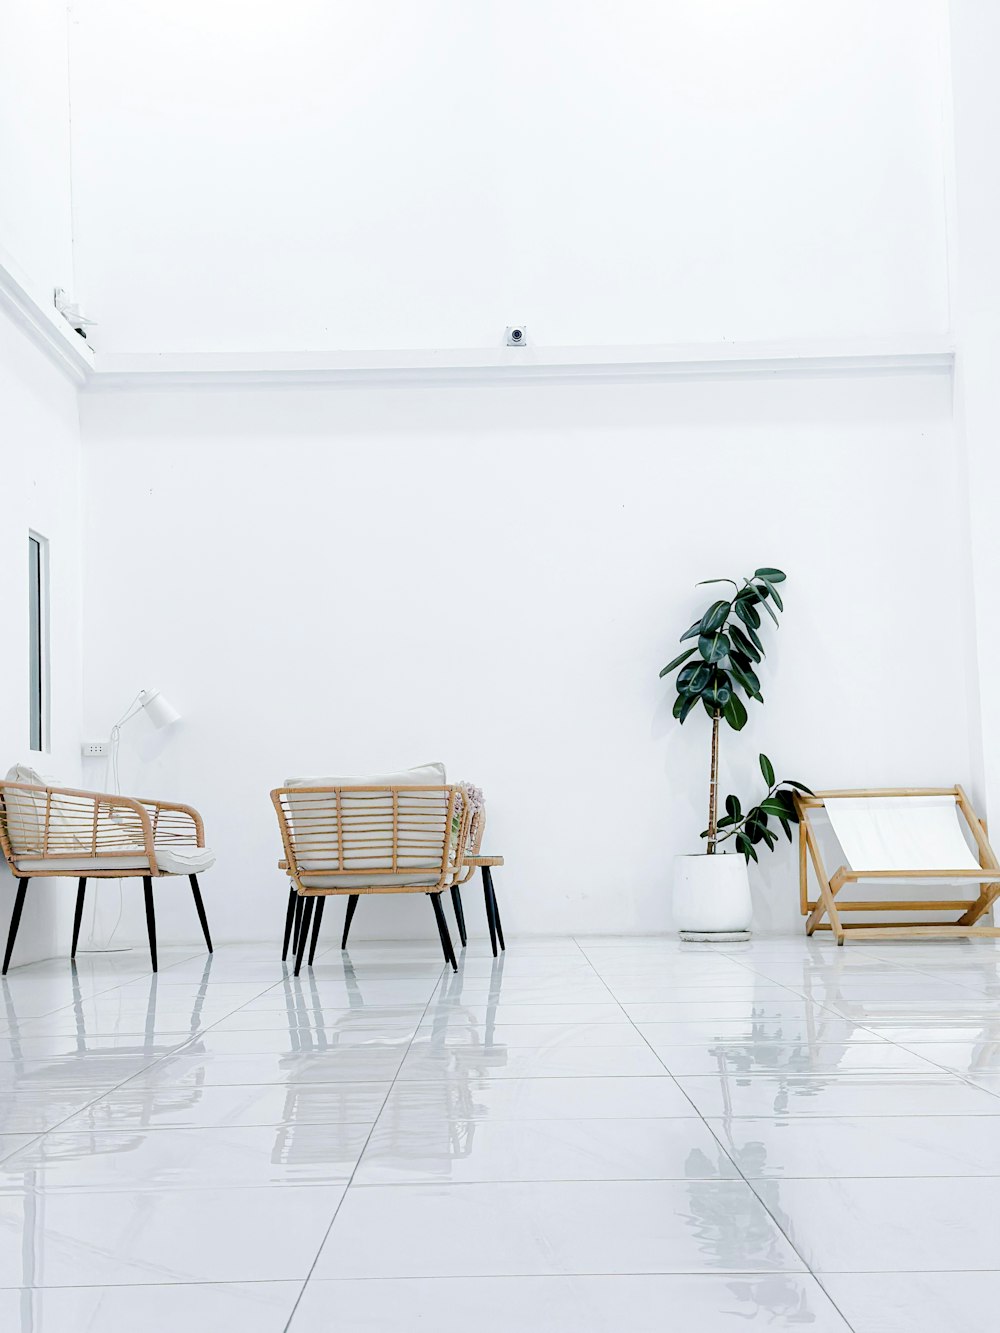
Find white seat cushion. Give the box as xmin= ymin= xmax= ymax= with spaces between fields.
xmin=284 ymin=762 xmax=446 ymax=788
xmin=297 ymin=863 xmax=442 ymax=891
xmin=12 ymin=844 xmax=215 ymax=876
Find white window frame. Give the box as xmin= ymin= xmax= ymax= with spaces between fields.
xmin=28 ymin=531 xmax=50 ymax=755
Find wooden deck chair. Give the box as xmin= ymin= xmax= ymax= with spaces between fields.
xmin=794 ymin=786 xmax=1000 ymax=944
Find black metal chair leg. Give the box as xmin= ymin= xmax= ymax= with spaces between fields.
xmin=294 ymin=897 xmax=315 ymax=976
xmin=430 ymin=892 xmax=458 ymax=971
xmin=71 ymin=878 xmax=87 ymax=959
xmin=2 ymin=878 xmax=29 ymax=975
xmin=292 ymin=893 xmax=305 ymax=955
xmin=483 ymin=867 xmax=505 ymax=951
xmin=143 ymin=876 xmax=158 ymax=973
xmin=308 ymin=896 xmax=326 ymax=966
xmin=483 ymin=868 xmax=498 ymax=957
xmin=341 ymin=894 xmax=359 ymax=949
xmin=450 ymin=885 xmax=467 ymax=948
xmin=281 ymin=888 xmax=296 ymax=960
xmin=189 ymin=874 xmax=213 ymax=952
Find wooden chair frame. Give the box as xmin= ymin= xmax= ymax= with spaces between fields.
xmin=794 ymin=785 xmax=1000 ymax=944
xmin=271 ymin=783 xmax=471 ymax=975
xmin=0 ymin=780 xmax=213 ymax=973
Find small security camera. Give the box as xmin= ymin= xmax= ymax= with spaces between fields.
xmin=505 ymin=325 xmax=527 ymax=347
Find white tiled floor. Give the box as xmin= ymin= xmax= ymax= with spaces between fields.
xmin=1 ymin=935 xmax=1000 ymax=1329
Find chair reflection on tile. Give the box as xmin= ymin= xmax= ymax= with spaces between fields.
xmin=13 ymin=964 xmax=217 ymax=1137
xmin=365 ymin=956 xmax=509 ymax=1173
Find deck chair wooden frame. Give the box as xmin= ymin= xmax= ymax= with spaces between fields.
xmin=794 ymin=786 xmax=1000 ymax=944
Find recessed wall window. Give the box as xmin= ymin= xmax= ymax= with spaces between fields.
xmin=28 ymin=532 xmax=49 ymax=753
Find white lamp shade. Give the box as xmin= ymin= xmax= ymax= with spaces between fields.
xmin=139 ymin=688 xmax=181 ymax=730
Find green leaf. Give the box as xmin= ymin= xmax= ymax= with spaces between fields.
xmin=782 ymin=779 xmax=814 ymax=795
xmin=703 ymin=671 xmax=732 ymax=708
xmin=760 ymin=578 xmax=784 ymax=612
xmin=760 ymin=797 xmax=793 ymax=818
xmin=754 ymin=567 xmax=786 ymax=583
xmin=744 ymin=621 xmax=765 ymax=655
xmin=679 ymin=620 xmax=702 ymax=643
xmin=760 ymin=753 xmax=775 ymax=786
xmin=659 ymin=647 xmax=697 ymax=677
xmin=697 ymin=579 xmax=739 ymax=589
xmin=736 ymin=832 xmax=758 ymax=863
xmin=729 ymin=660 xmax=762 ymax=700
xmin=698 ymin=631 xmax=730 ymax=664
xmin=699 ymin=600 xmax=731 ymax=634
xmin=725 ymin=793 xmax=742 ymax=820
xmin=673 ymin=692 xmax=700 ymax=723
xmin=729 ymin=624 xmax=761 ymax=664
xmin=746 ymin=810 xmax=769 ymax=844
xmin=722 ymin=691 xmax=748 ymax=730
xmin=756 ymin=590 xmax=780 ymax=626
xmin=677 ymin=662 xmax=711 ymax=695
xmin=778 ymin=816 xmax=793 ymax=842
xmin=771 ymin=789 xmax=799 ymax=816
xmin=734 ymin=598 xmax=761 ymax=630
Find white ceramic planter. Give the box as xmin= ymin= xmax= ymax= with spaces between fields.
xmin=673 ymin=852 xmax=753 ymax=940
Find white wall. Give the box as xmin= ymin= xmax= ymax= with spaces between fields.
xmin=948 ymin=1 xmax=1000 ymax=836
xmin=0 ymin=303 xmax=84 ymax=965
xmin=0 ymin=0 xmax=74 ymax=302
xmin=78 ymin=367 xmax=975 ymax=944
xmin=69 ymin=0 xmax=951 ymax=354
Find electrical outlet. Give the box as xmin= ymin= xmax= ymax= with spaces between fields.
xmin=82 ymin=740 xmax=108 ymax=758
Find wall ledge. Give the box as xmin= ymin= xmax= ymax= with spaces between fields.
xmin=0 ymin=266 xmax=953 ymax=390
xmin=86 ymin=337 xmax=954 ymax=389
xmin=0 ymin=251 xmax=95 ymax=385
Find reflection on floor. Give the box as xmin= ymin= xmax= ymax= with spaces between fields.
xmin=0 ymin=935 xmax=998 ymax=1329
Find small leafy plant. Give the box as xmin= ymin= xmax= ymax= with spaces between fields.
xmin=707 ymin=752 xmax=811 ymax=862
xmin=659 ymin=567 xmax=811 ymax=860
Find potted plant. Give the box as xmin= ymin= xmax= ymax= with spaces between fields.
xmin=659 ymin=567 xmax=811 ymax=940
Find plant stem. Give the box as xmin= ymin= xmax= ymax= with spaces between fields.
xmin=707 ymin=708 xmax=720 ymax=853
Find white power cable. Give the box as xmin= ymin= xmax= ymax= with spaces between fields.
xmin=81 ymin=693 xmax=142 ymax=955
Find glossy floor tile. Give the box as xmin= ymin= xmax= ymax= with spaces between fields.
xmin=354 ymin=1115 xmax=738 ymax=1184
xmin=0 ymin=1121 xmax=372 ymax=1191
xmin=313 ymin=1179 xmax=805 ymax=1277
xmin=819 ymin=1270 xmax=1000 ymax=1333
xmin=58 ymin=1079 xmax=392 ymax=1130
xmin=0 ymin=1184 xmax=345 ymax=1285
xmin=289 ymin=1274 xmax=853 ymax=1331
xmin=1 ymin=935 xmax=1000 ymax=1329
xmin=0 ymin=1281 xmax=302 ymax=1333
xmin=647 ymin=1042 xmax=942 ymax=1076
xmin=676 ymin=1072 xmax=1000 ymax=1117
xmin=769 ymin=1176 xmax=1000 ymax=1272
xmin=709 ymin=1114 xmax=1000 ymax=1177
xmin=398 ymin=1040 xmax=668 ymax=1080
xmin=380 ymin=1074 xmax=698 ymax=1120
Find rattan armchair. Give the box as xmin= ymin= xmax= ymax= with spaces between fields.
xmin=0 ymin=779 xmax=214 ymax=973
xmin=271 ymin=783 xmax=470 ymax=975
